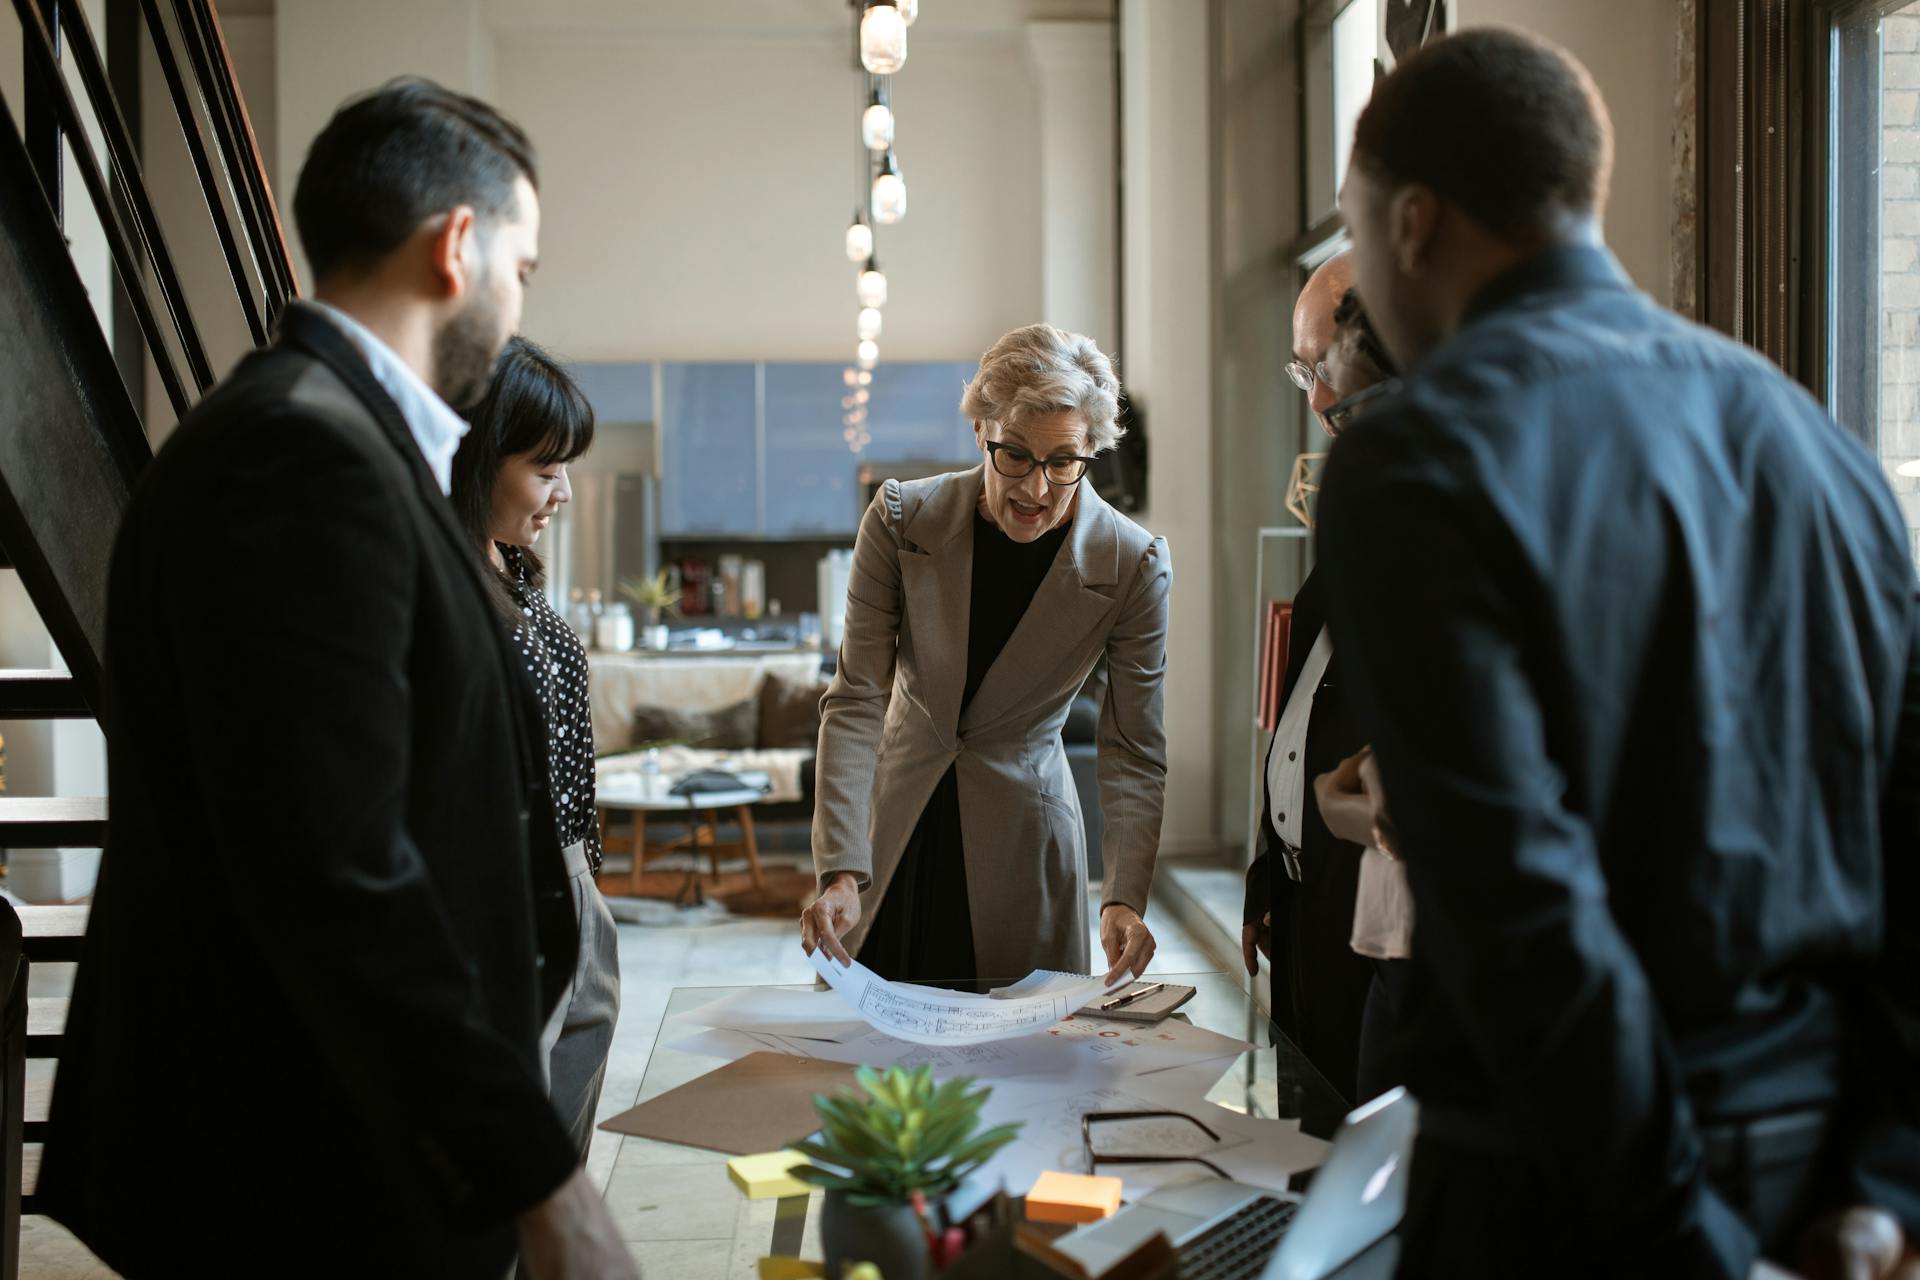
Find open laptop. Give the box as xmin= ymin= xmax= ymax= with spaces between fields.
xmin=1048 ymin=1087 xmax=1417 ymax=1280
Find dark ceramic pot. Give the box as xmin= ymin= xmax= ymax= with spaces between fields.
xmin=819 ymin=1191 xmax=930 ymax=1280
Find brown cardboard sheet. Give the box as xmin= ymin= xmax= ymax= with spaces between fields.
xmin=597 ymin=1051 xmax=859 ymax=1156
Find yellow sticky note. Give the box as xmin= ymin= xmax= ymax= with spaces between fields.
xmin=1025 ymin=1170 xmax=1124 ymax=1224
xmin=728 ymin=1149 xmax=814 ymax=1200
xmin=757 ymin=1259 xmax=826 ymax=1280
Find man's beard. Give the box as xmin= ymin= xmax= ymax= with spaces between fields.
xmin=432 ymin=289 xmax=508 ymax=412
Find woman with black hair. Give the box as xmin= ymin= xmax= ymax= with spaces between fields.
xmin=452 ymin=336 xmax=618 ymax=1163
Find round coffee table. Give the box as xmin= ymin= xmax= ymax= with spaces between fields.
xmin=594 ymin=776 xmax=768 ymax=903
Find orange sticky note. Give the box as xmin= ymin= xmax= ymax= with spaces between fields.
xmin=1025 ymin=1170 xmax=1124 ymax=1224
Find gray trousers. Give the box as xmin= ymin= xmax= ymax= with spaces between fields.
xmin=541 ymin=840 xmax=621 ymax=1155
xmin=512 ymin=843 xmax=622 ymax=1280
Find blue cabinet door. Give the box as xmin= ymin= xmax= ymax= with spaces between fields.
xmin=763 ymin=363 xmax=864 ymax=536
xmin=863 ymin=362 xmax=978 ymax=464
xmin=660 ymin=363 xmax=758 ymax=535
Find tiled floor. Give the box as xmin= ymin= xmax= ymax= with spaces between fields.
xmin=19 ymin=869 xmax=1239 ymax=1276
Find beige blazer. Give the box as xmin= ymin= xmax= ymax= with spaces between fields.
xmin=812 ymin=466 xmax=1171 ymax=978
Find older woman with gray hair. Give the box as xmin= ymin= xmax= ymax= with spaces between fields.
xmin=800 ymin=324 xmax=1172 ymax=984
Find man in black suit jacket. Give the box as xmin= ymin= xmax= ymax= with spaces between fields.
xmin=41 ymin=81 xmax=636 ymax=1277
xmin=1323 ymin=28 xmax=1919 ymax=1277
xmin=1241 ymin=253 xmax=1394 ymax=1129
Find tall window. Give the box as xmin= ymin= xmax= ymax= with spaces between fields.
xmin=1331 ymin=0 xmax=1377 ymax=194
xmin=1831 ymin=1 xmax=1920 ymax=565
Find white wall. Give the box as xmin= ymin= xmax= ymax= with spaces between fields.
xmin=270 ymin=3 xmax=1052 ymax=367
xmin=1123 ymin=0 xmax=1215 ymax=856
xmin=1453 ymin=0 xmax=1678 ymax=305
xmin=275 ymin=0 xmax=496 ymax=294
xmin=495 ymin=26 xmax=1043 ymax=363
xmin=1028 ymin=19 xmax=1118 ymax=351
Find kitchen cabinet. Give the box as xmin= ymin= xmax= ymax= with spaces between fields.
xmin=660 ymin=362 xmax=757 ymax=535
xmin=762 ymin=363 xmax=864 ymax=536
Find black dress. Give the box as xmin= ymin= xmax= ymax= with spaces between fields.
xmin=860 ymin=511 xmax=1070 ymax=983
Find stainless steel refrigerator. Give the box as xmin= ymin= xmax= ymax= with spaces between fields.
xmin=543 ymin=470 xmax=659 ymax=615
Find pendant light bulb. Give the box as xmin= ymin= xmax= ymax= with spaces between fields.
xmin=872 ymin=152 xmax=907 ymax=225
xmin=857 ymin=306 xmax=883 ymax=341
xmin=860 ymin=1 xmax=908 ymax=74
xmin=862 ymin=96 xmax=894 ymax=153
xmin=857 ymin=340 xmax=879 ymax=371
xmin=857 ymin=258 xmax=888 ymax=309
xmin=844 ymin=214 xmax=873 ymax=264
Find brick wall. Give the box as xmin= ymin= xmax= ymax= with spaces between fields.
xmin=1884 ymin=7 xmax=1920 ymax=566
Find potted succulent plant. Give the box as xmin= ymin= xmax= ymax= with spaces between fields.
xmin=794 ymin=1064 xmax=1021 ymax=1280
xmin=618 ymin=570 xmax=681 ymax=650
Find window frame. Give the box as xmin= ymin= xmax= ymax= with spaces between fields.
xmin=1698 ymin=0 xmax=1914 ymax=444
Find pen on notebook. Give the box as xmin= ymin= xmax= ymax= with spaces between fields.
xmin=1101 ymin=981 xmax=1168 ymax=1011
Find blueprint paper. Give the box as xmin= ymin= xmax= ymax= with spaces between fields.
xmin=988 ymin=970 xmax=1098 ymax=999
xmin=807 ymin=949 xmax=1127 ymax=1045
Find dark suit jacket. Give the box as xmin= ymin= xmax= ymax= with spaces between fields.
xmin=1242 ymin=569 xmax=1376 ymax=1122
xmin=40 ymin=304 xmax=582 ymax=1277
xmin=1318 ymin=246 xmax=1920 ymax=1276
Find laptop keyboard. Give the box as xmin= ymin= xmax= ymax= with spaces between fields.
xmin=1177 ymin=1195 xmax=1300 ymax=1280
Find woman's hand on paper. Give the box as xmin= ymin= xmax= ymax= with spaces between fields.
xmin=1100 ymin=904 xmax=1156 ymax=985
xmin=800 ymin=871 xmax=861 ymax=965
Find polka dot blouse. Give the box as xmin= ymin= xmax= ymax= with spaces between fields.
xmin=500 ymin=544 xmax=601 ymax=872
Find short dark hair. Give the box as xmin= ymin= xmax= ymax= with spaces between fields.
xmin=1333 ymin=288 xmax=1398 ymax=378
xmin=1351 ymin=27 xmax=1612 ymax=240
xmin=452 ymin=337 xmax=595 ymax=610
xmin=293 ymin=77 xmax=537 ymax=282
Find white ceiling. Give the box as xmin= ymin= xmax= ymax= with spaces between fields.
xmin=482 ymin=0 xmax=1110 ymax=37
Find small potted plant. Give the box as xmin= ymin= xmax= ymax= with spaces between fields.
xmin=795 ymin=1064 xmax=1021 ymax=1280
xmin=618 ymin=570 xmax=681 ymax=650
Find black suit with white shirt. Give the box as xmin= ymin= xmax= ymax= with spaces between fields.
xmin=1242 ymin=568 xmax=1378 ymax=1129
xmin=41 ymin=303 xmax=582 ymax=1276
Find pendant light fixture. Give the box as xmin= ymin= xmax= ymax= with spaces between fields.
xmin=844 ymin=211 xmax=874 ymax=263
xmin=872 ymin=151 xmax=906 ymax=225
xmin=860 ymin=1 xmax=908 ymax=74
xmin=862 ymin=82 xmax=894 ymax=152
xmin=857 ymin=258 xmax=888 ymax=309
xmin=857 ymin=306 xmax=883 ymax=341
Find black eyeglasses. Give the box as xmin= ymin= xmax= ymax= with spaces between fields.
xmin=1320 ymin=378 xmax=1401 ymax=437
xmin=1081 ymin=1110 xmax=1231 ymax=1180
xmin=985 ymin=440 xmax=1099 ymax=486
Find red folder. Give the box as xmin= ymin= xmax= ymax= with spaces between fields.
xmin=1258 ymin=600 xmax=1294 ymax=731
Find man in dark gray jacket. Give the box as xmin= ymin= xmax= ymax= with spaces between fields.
xmin=1321 ymin=27 xmax=1919 ymax=1278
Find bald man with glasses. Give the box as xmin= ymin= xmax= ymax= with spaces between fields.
xmin=1243 ymin=252 xmax=1401 ymax=1135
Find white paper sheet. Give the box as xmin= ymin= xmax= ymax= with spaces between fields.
xmin=664 ymin=987 xmax=866 ymax=1041
xmin=807 ymin=950 xmax=1127 ymax=1046
xmin=989 ymin=970 xmax=1098 ymax=999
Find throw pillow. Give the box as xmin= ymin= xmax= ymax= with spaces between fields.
xmin=631 ymin=697 xmax=760 ymax=751
xmin=758 ymin=673 xmax=830 ymax=749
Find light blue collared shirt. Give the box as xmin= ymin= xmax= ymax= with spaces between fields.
xmin=309 ymin=300 xmax=470 ymax=494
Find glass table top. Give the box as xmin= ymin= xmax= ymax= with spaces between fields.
xmin=597 ymin=972 xmax=1342 ymax=1276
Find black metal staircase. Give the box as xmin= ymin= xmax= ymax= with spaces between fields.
xmin=1 ymin=0 xmax=295 ymax=1266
